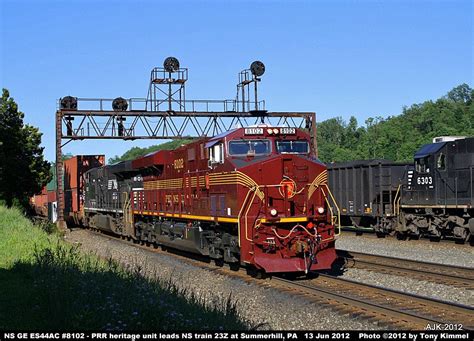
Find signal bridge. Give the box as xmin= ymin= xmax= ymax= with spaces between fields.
xmin=55 ymin=57 xmax=318 ymax=227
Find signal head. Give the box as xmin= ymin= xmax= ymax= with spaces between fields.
xmin=112 ymin=97 xmax=128 ymax=111
xmin=164 ymin=56 xmax=180 ymax=72
xmin=60 ymin=96 xmax=78 ymax=110
xmin=250 ymin=60 xmax=265 ymax=77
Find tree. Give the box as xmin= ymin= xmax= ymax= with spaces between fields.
xmin=446 ymin=83 xmax=473 ymax=104
xmin=316 ymin=84 xmax=473 ymax=163
xmin=0 ymin=89 xmax=51 ymax=208
xmin=109 ymin=139 xmax=194 ymax=164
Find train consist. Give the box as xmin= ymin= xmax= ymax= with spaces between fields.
xmin=30 ymin=155 xmax=105 ymax=224
xmin=34 ymin=126 xmax=340 ymax=274
xmin=328 ymin=136 xmax=474 ymax=242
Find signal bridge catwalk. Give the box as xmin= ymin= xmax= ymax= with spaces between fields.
xmin=57 ymin=98 xmax=315 ymax=143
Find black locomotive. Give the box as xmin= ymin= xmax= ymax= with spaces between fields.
xmin=84 ymin=160 xmax=142 ymax=236
xmin=328 ymin=137 xmax=474 ymax=242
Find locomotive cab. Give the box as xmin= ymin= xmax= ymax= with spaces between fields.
xmin=401 ymin=137 xmax=474 ymax=240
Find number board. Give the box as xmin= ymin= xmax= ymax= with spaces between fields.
xmin=244 ymin=128 xmax=263 ymax=135
xmin=416 ymin=176 xmax=433 ymax=186
xmin=280 ymin=127 xmax=296 ymax=134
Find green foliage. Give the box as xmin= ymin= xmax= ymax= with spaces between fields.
xmin=0 ymin=205 xmax=249 ymax=330
xmin=317 ymin=84 xmax=474 ymax=163
xmin=109 ymin=139 xmax=194 ymax=164
xmin=0 ymin=89 xmax=51 ymax=208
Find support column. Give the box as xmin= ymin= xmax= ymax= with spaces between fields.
xmin=309 ymin=113 xmax=318 ymax=158
xmin=55 ymin=110 xmax=67 ymax=230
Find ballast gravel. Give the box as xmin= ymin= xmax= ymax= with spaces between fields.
xmin=340 ymin=268 xmax=474 ymax=306
xmin=336 ymin=234 xmax=474 ymax=307
xmin=336 ymin=234 xmax=474 ymax=268
xmin=65 ymin=229 xmax=385 ymax=331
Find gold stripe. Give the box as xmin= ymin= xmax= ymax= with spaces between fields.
xmin=142 ymin=171 xmax=264 ymax=196
xmin=133 ymin=210 xmax=239 ymax=223
xmin=308 ymin=170 xmax=328 ymax=199
xmin=260 ymin=217 xmax=308 ymax=223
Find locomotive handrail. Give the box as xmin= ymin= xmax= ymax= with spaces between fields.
xmin=238 ymin=187 xmax=258 ymax=246
xmin=320 ymin=184 xmax=341 ymax=239
xmin=393 ymin=184 xmax=402 ymax=216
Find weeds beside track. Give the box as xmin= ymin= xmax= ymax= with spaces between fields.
xmin=0 ymin=206 xmax=249 ymax=331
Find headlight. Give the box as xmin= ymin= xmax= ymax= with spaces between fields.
xmin=270 ymin=208 xmax=278 ymax=217
xmin=317 ymin=207 xmax=325 ymax=214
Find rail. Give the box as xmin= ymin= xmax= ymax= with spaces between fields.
xmin=339 ymin=250 xmax=474 ymax=289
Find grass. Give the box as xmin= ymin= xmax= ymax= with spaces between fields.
xmin=0 ymin=205 xmax=249 ymax=331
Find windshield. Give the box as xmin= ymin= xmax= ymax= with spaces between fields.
xmin=276 ymin=140 xmax=309 ymax=154
xmin=228 ymin=140 xmax=270 ymax=156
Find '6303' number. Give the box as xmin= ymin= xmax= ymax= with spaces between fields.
xmin=417 ymin=176 xmax=433 ymax=185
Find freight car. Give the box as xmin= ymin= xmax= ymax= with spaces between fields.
xmin=327 ymin=160 xmax=410 ymax=236
xmin=328 ymin=137 xmax=474 ymax=242
xmin=31 ymin=155 xmax=105 ymax=225
xmin=83 ymin=126 xmax=340 ymax=274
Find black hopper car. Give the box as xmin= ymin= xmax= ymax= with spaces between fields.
xmin=328 ymin=137 xmax=474 ymax=243
xmin=327 ymin=160 xmax=410 ymax=237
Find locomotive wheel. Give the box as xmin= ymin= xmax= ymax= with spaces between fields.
xmin=396 ymin=232 xmax=407 ymax=240
xmin=429 ymin=236 xmax=441 ymax=242
xmin=375 ymin=231 xmax=386 ymax=238
xmin=214 ymin=259 xmax=224 ymax=267
xmin=282 ymin=273 xmax=298 ymax=280
xmin=247 ymin=267 xmax=265 ymax=279
xmin=229 ymin=262 xmax=240 ymax=271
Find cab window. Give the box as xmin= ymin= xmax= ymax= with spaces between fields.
xmin=209 ymin=143 xmax=224 ymax=164
xmin=415 ymin=157 xmax=430 ymax=173
xmin=276 ymin=140 xmax=309 ymax=154
xmin=228 ymin=139 xmax=270 ymax=156
xmin=437 ymin=153 xmax=446 ymax=170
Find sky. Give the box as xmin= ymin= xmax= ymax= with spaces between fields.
xmin=1 ymin=0 xmax=472 ymax=162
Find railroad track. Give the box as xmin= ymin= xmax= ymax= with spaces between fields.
xmin=269 ymin=274 xmax=474 ymax=330
xmin=79 ymin=228 xmax=474 ymax=330
xmin=338 ymin=250 xmax=474 ymax=289
xmin=341 ymin=227 xmax=473 ymax=247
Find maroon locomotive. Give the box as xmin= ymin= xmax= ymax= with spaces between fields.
xmin=127 ymin=126 xmax=339 ymax=274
